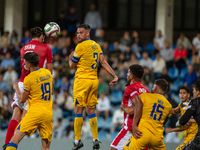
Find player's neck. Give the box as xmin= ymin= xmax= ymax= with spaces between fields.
xmin=30 ymin=67 xmax=39 ymax=72
xmin=32 ymin=38 xmax=41 ymax=42
xmin=182 ymin=99 xmax=189 ymax=103
xmin=130 ymin=80 xmax=139 ymax=84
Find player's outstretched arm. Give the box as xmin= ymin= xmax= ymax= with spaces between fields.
xmin=132 ymin=95 xmax=143 ymax=139
xmin=120 ymin=102 xmax=134 ymax=115
xmin=69 ymin=51 xmax=77 ymax=68
xmin=165 ymin=125 xmax=190 ymax=134
xmin=99 ymin=54 xmax=118 ymax=87
xmin=171 ymin=106 xmax=180 ymax=115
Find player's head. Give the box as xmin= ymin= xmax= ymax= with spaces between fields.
xmin=152 ymin=78 xmax=168 ymax=94
xmin=76 ymin=24 xmax=91 ymax=42
xmin=23 ymin=52 xmax=40 ymax=70
xmin=179 ymin=86 xmax=190 ymax=102
xmin=127 ymin=64 xmax=144 ymax=84
xmin=30 ymin=27 xmax=45 ymax=42
xmin=192 ymin=80 xmax=200 ymax=98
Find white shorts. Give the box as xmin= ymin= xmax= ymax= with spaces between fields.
xmin=11 ymin=82 xmax=28 ymax=111
xmin=110 ymin=128 xmax=132 ymax=150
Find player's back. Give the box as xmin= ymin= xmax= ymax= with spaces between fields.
xmin=74 ymin=39 xmax=103 ymax=79
xmin=139 ymin=93 xmax=172 ymax=137
xmin=23 ymin=68 xmax=53 ymax=114
xmin=19 ymin=40 xmax=53 ymax=82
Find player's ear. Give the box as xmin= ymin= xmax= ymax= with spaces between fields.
xmin=197 ymin=90 xmax=200 ymax=96
xmin=152 ymin=84 xmax=157 ymax=93
xmin=188 ymin=93 xmax=190 ymax=99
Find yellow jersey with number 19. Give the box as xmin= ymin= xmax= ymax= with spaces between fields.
xmin=23 ymin=68 xmax=53 ymax=112
xmin=72 ymin=39 xmax=103 ymax=79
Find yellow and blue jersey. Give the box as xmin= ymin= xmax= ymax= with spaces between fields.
xmin=178 ymin=100 xmax=198 ymax=136
xmin=139 ymin=93 xmax=172 ymax=138
xmin=23 ymin=68 xmax=53 ymax=113
xmin=72 ymin=39 xmax=103 ymax=79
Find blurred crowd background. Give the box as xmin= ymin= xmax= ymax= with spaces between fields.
xmin=0 ymin=3 xmax=199 ymax=144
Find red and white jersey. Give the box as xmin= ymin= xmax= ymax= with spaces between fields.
xmin=19 ymin=40 xmax=53 ymax=82
xmin=123 ymin=81 xmax=150 ymax=131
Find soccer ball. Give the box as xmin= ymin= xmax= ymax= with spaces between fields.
xmin=44 ymin=22 xmax=60 ymax=38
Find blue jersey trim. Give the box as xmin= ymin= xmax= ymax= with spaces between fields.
xmin=85 ymin=39 xmax=91 ymax=41
xmin=88 ymin=113 xmax=96 ymax=119
xmin=17 ymin=124 xmax=21 ymax=130
xmin=73 ymin=56 xmax=80 ymax=60
xmin=71 ymin=56 xmax=80 ymax=63
xmin=75 ymin=99 xmax=79 ymax=105
xmin=8 ymin=143 xmax=18 ymax=148
xmin=75 ymin=114 xmax=83 ymax=117
xmin=23 ymin=89 xmax=29 ymax=92
xmin=156 ymin=93 xmax=164 ymax=96
xmin=100 ymin=53 xmax=103 ymax=55
xmin=33 ymin=68 xmax=40 ymax=72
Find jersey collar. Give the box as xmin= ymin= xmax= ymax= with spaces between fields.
xmin=181 ymin=99 xmax=190 ymax=107
xmin=33 ymin=68 xmax=40 ymax=72
xmin=85 ymin=39 xmax=91 ymax=41
xmin=31 ymin=40 xmax=40 ymax=43
xmin=156 ymin=92 xmax=164 ymax=96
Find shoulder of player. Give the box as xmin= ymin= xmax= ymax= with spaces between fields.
xmin=24 ymin=72 xmax=32 ymax=81
xmin=41 ymin=68 xmax=53 ymax=77
xmin=38 ymin=42 xmax=51 ymax=49
xmin=190 ymin=97 xmax=200 ymax=105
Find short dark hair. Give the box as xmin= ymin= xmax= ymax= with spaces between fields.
xmin=179 ymin=86 xmax=191 ymax=93
xmin=155 ymin=78 xmax=168 ymax=92
xmin=30 ymin=27 xmax=44 ymax=38
xmin=23 ymin=52 xmax=40 ymax=67
xmin=129 ymin=64 xmax=144 ymax=79
xmin=78 ymin=24 xmax=91 ymax=31
xmin=192 ymin=80 xmax=200 ymax=92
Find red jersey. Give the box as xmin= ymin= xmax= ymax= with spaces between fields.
xmin=19 ymin=40 xmax=53 ymax=82
xmin=123 ymin=82 xmax=150 ymax=131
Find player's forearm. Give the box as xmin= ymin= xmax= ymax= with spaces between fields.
xmin=132 ymin=102 xmax=142 ymax=127
xmin=69 ymin=60 xmax=76 ymax=68
xmin=101 ymin=60 xmax=116 ymax=78
xmin=121 ymin=105 xmax=134 ymax=115
xmin=171 ymin=107 xmax=180 ymax=115
xmin=46 ymin=63 xmax=53 ymax=74
xmin=171 ymin=126 xmax=189 ymax=132
xmin=188 ymin=118 xmax=196 ymax=123
xmin=15 ymin=86 xmax=22 ymax=102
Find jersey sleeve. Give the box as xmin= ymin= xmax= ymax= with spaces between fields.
xmin=129 ymin=90 xmax=138 ymax=100
xmin=72 ymin=44 xmax=84 ymax=63
xmin=46 ymin=45 xmax=53 ymax=63
xmin=98 ymin=44 xmax=103 ymax=55
xmin=23 ymin=76 xmax=31 ymax=92
xmin=168 ymin=105 xmax=172 ymax=118
xmin=179 ymin=99 xmax=196 ymax=125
